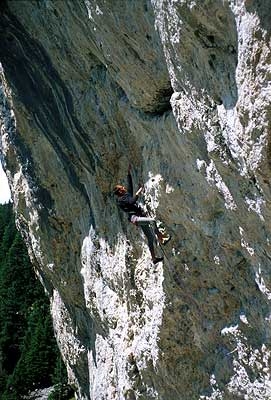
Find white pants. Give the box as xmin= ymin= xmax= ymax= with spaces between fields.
xmin=130 ymin=215 xmax=157 ymax=255
xmin=131 ymin=215 xmax=155 ymax=224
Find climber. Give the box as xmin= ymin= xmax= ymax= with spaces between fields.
xmin=113 ymin=164 xmax=168 ymax=264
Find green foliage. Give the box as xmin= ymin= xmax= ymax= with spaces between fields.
xmin=0 ymin=203 xmax=72 ymax=399
xmin=48 ymin=355 xmax=74 ymax=400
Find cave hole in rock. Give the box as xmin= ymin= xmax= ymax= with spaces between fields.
xmin=147 ymin=84 xmax=174 ymax=116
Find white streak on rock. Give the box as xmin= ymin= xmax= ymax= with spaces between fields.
xmin=245 ymin=196 xmax=265 ymax=221
xmin=80 ymin=227 xmax=165 ymax=398
xmin=221 ymin=324 xmax=239 ymax=336
xmin=199 ymin=374 xmax=223 ymax=400
xmin=240 ymin=314 xmax=249 ymax=325
xmin=166 ymin=183 xmax=174 ymax=193
xmin=84 ymin=0 xmax=94 ymax=20
xmin=206 ymin=160 xmax=237 ymax=210
xmin=239 ymin=227 xmax=255 ymax=256
xmin=214 ymin=256 xmax=220 ymax=265
xmin=143 ymin=172 xmax=163 ymax=216
xmin=255 ymin=266 xmax=271 ymax=302
xmin=95 ymin=5 xmax=103 ymax=15
xmin=51 ymin=290 xmax=88 ymax=400
xmin=220 ymin=324 xmax=271 ymax=399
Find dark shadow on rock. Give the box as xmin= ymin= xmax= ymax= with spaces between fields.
xmin=0 ymin=3 xmax=97 ymax=227
xmin=147 ymin=83 xmax=173 ymax=115
xmin=0 ymin=73 xmax=56 ymax=233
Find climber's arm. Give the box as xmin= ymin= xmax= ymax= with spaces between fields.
xmin=127 ymin=172 xmax=133 ymax=196
xmin=126 ymin=164 xmax=143 ymax=202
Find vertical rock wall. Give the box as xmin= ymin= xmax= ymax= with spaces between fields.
xmin=1 ymin=1 xmax=271 ymax=399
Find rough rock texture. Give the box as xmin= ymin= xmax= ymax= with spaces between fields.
xmin=1 ymin=1 xmax=271 ymax=399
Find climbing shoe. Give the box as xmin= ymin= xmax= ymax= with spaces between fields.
xmin=153 ymin=256 xmax=164 ymax=264
xmin=162 ymin=235 xmax=171 ymax=245
xmin=156 ymin=231 xmax=171 ymax=245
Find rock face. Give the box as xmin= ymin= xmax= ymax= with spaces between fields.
xmin=1 ymin=0 xmax=271 ymax=399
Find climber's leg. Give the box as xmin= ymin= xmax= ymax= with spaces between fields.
xmin=131 ymin=216 xmax=171 ymax=245
xmin=130 ymin=216 xmax=163 ymax=264
xmin=140 ymin=223 xmax=163 ymax=264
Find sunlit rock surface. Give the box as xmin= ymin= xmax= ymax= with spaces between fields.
xmin=1 ymin=1 xmax=271 ymax=399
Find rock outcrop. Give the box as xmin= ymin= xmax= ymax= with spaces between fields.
xmin=1 ymin=1 xmax=271 ymax=399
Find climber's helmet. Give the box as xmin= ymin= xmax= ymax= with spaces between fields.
xmin=113 ymin=185 xmax=127 ymax=196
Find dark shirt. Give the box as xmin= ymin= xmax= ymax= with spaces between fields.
xmin=117 ymin=173 xmax=144 ymax=220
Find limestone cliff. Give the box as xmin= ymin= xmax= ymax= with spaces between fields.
xmin=1 ymin=1 xmax=271 ymax=399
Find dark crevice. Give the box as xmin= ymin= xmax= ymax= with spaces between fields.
xmin=194 ymin=28 xmax=218 ymax=49
xmin=145 ymin=85 xmax=174 ymax=116
xmin=0 ymin=4 xmax=96 ymax=227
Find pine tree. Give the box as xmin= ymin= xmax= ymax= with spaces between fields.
xmin=0 ymin=204 xmax=72 ymax=399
